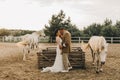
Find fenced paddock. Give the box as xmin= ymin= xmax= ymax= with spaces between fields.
xmin=0 ymin=36 xmax=49 ymax=43
xmin=50 ymin=37 xmax=120 ymax=43
xmin=71 ymin=37 xmax=120 ymax=43
xmin=0 ymin=36 xmax=120 ymax=43
xmin=0 ymin=43 xmax=120 ymax=80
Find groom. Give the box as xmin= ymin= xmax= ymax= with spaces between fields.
xmin=59 ymin=27 xmax=72 ymax=72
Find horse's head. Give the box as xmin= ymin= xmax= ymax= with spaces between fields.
xmin=36 ymin=30 xmax=46 ymax=37
xmin=103 ymin=43 xmax=108 ymax=53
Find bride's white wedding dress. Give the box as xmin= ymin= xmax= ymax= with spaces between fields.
xmin=41 ymin=36 xmax=64 ymax=72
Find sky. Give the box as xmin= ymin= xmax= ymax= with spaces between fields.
xmin=0 ymin=0 xmax=120 ymax=31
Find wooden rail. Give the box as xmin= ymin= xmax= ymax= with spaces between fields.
xmin=0 ymin=36 xmax=120 ymax=43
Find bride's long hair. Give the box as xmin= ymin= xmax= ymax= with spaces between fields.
xmin=55 ymin=29 xmax=62 ymax=39
xmin=56 ymin=30 xmax=61 ymax=37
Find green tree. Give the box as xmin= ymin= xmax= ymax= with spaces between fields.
xmin=83 ymin=23 xmax=103 ymax=37
xmin=44 ymin=10 xmax=65 ymax=37
xmin=115 ymin=20 xmax=120 ymax=28
xmin=115 ymin=20 xmax=120 ymax=36
xmin=103 ymin=18 xmax=112 ymax=26
xmin=44 ymin=10 xmax=81 ymax=38
xmin=100 ymin=18 xmax=119 ymax=37
xmin=0 ymin=28 xmax=10 ymax=36
xmin=20 ymin=30 xmax=34 ymax=35
xmin=101 ymin=25 xmax=118 ymax=37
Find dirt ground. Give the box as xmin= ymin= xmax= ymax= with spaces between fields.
xmin=0 ymin=43 xmax=120 ymax=80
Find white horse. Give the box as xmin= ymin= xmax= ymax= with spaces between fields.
xmin=30 ymin=31 xmax=45 ymax=49
xmin=17 ymin=30 xmax=45 ymax=61
xmin=81 ymin=36 xmax=108 ymax=73
xmin=28 ymin=31 xmax=46 ymax=49
xmin=21 ymin=30 xmax=45 ymax=49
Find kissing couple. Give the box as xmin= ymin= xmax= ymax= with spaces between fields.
xmin=41 ymin=27 xmax=72 ymax=73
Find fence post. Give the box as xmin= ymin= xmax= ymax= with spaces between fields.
xmin=2 ymin=36 xmax=5 ymax=42
xmin=119 ymin=37 xmax=120 ymax=42
xmin=79 ymin=37 xmax=81 ymax=43
xmin=111 ymin=37 xmax=113 ymax=43
xmin=50 ymin=37 xmax=52 ymax=43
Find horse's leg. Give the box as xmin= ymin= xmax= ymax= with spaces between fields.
xmin=34 ymin=43 xmax=37 ymax=49
xmin=35 ymin=43 xmax=38 ymax=48
xmin=23 ymin=48 xmax=26 ymax=61
xmin=28 ymin=49 xmax=30 ymax=53
xmin=96 ymin=52 xmax=100 ymax=73
xmin=23 ymin=45 xmax=30 ymax=61
xmin=90 ymin=47 xmax=95 ymax=65
xmin=29 ymin=43 xmax=33 ymax=49
xmin=93 ymin=53 xmax=95 ymax=66
xmin=31 ymin=43 xmax=33 ymax=49
xmin=32 ymin=44 xmax=34 ymax=49
xmin=33 ymin=43 xmax=35 ymax=49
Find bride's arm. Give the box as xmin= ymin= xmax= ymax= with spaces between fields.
xmin=56 ymin=37 xmax=62 ymax=49
xmin=56 ymin=37 xmax=59 ymax=44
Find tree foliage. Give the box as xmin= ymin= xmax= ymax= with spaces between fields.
xmin=0 ymin=29 xmax=34 ymax=36
xmin=83 ymin=23 xmax=103 ymax=37
xmin=101 ymin=25 xmax=118 ymax=37
xmin=44 ymin=10 xmax=120 ymax=37
xmin=83 ymin=19 xmax=120 ymax=37
xmin=0 ymin=29 xmax=10 ymax=36
xmin=44 ymin=10 xmax=82 ymax=38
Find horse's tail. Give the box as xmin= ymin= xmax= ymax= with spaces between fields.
xmin=85 ymin=43 xmax=90 ymax=50
xmin=81 ymin=41 xmax=90 ymax=51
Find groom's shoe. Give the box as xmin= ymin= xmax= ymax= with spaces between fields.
xmin=61 ymin=70 xmax=69 ymax=73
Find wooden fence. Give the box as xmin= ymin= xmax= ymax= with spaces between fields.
xmin=50 ymin=37 xmax=120 ymax=43
xmin=0 ymin=36 xmax=120 ymax=43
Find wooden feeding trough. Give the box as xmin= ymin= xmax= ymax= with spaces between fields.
xmin=37 ymin=47 xmax=85 ymax=69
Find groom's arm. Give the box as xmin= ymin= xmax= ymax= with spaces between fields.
xmin=64 ymin=33 xmax=70 ymax=47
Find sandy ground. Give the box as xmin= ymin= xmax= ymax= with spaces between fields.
xmin=0 ymin=43 xmax=120 ymax=80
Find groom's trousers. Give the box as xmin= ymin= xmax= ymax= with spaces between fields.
xmin=62 ymin=53 xmax=71 ymax=70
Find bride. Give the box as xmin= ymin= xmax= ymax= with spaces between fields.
xmin=41 ymin=30 xmax=64 ymax=72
